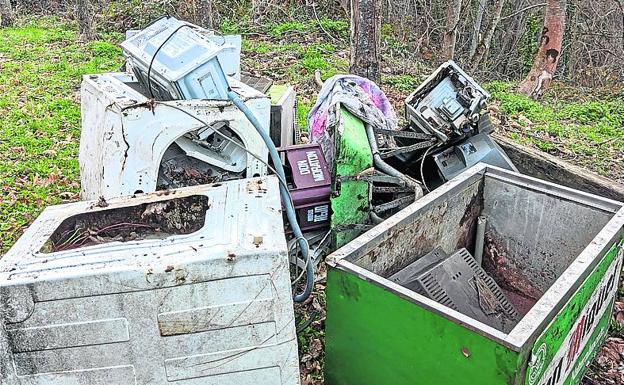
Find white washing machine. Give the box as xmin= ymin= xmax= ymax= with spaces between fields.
xmin=79 ymin=72 xmax=270 ymax=200
xmin=0 ymin=177 xmax=300 ymax=385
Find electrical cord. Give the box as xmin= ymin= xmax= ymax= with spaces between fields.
xmin=420 ymin=144 xmax=438 ymax=193
xmin=145 ymin=24 xmax=194 ymax=99
xmin=129 ymin=16 xmax=314 ymax=302
xmin=149 ymin=102 xmax=296 ymax=210
xmin=289 ymin=236 xmax=311 ymax=286
xmin=228 ymin=90 xmax=313 ymax=302
xmin=148 ymin=100 xmax=313 ymax=301
xmin=140 ymin=14 xmax=170 ymax=30
xmin=296 ymin=310 xmax=319 ymax=333
xmin=142 ymin=17 xmax=226 ymax=99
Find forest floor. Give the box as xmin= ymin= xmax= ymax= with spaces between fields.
xmin=0 ymin=16 xmax=623 ymax=384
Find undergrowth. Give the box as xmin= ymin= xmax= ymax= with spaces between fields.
xmin=0 ymin=17 xmax=122 ymax=253
xmin=487 ymin=81 xmax=624 ymax=179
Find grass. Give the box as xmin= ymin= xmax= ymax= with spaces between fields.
xmin=486 ymin=81 xmax=624 ymax=181
xmin=267 ymin=18 xmax=349 ymax=38
xmin=241 ymin=38 xmax=348 ymax=128
xmin=2 ymin=17 xmax=622 ymax=255
xmin=0 ymin=17 xmax=123 ymax=254
xmin=0 ymin=15 xmax=623 ymax=385
xmin=381 ymin=74 xmax=420 ymax=92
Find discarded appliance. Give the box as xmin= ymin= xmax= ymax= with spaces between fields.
xmin=373 ymin=61 xmax=517 ymax=189
xmin=282 ymin=144 xmax=331 ymax=232
xmin=322 ymin=104 xmax=430 ymax=248
xmin=389 ymin=246 xmax=519 ymax=333
xmin=0 ymin=176 xmax=301 ymax=385
xmin=432 ymin=132 xmax=517 ymax=182
xmin=329 ymin=106 xmax=374 ymax=248
xmin=241 ymin=72 xmax=274 ymax=93
xmin=269 ymin=85 xmax=297 ymax=148
xmin=237 ymin=76 xmax=297 ymax=151
xmin=325 ymin=163 xmax=624 ymax=385
xmin=124 ymin=27 xmax=241 ymax=81
xmin=79 ymin=72 xmax=271 ymax=200
xmin=405 ymin=60 xmax=490 ymax=143
xmin=86 ymin=16 xmax=314 ymax=302
xmin=121 ymin=16 xmax=240 ymax=100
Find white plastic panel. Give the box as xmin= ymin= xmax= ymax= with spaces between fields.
xmin=79 ymin=72 xmax=271 ymax=200
xmin=0 ymin=177 xmax=300 ymax=385
xmin=121 ymin=17 xmax=240 ymax=100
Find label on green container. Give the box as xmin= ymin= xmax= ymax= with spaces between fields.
xmin=526 ymin=240 xmax=624 ymax=385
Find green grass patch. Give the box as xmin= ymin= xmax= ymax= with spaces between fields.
xmin=267 ymin=18 xmax=348 ymax=39
xmin=0 ymin=18 xmax=123 ymax=254
xmin=318 ymin=17 xmax=349 ymax=38
xmin=382 ymin=74 xmax=419 ymax=92
xmin=486 ymin=81 xmax=624 ymax=178
xmin=297 ymin=100 xmax=314 ymax=131
xmin=269 ymin=21 xmax=308 ymax=37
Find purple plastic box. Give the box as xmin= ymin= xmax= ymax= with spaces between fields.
xmin=282 ymin=144 xmax=332 ymax=231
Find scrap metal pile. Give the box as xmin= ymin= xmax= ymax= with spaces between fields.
xmin=2 ymin=15 xmax=619 ymax=385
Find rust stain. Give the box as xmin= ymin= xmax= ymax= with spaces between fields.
xmin=246 ymin=179 xmax=267 ymax=195
xmin=483 ymin=232 xmax=542 ymax=301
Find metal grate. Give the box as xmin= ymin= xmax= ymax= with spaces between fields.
xmin=240 ymin=73 xmax=274 ymax=93
xmin=390 ymin=247 xmax=519 ymax=333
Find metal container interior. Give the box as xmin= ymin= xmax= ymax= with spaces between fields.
xmin=328 ymin=163 xmax=624 ymax=350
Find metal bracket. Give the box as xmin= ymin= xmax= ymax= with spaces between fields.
xmin=333 ymin=224 xmax=375 ymax=232
xmin=373 ymin=128 xmax=435 ymax=140
xmin=379 ymin=139 xmax=438 ymax=159
xmin=337 ymin=169 xmax=408 ymax=186
xmin=373 ymin=195 xmax=416 ymax=214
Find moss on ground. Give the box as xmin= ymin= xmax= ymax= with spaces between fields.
xmin=486 ymin=81 xmax=624 ymax=180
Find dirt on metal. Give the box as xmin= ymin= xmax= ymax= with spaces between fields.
xmin=41 ymin=195 xmax=210 ymax=252
xmin=482 ymin=231 xmax=541 ymax=314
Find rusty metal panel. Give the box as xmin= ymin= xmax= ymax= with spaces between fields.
xmin=0 ymin=177 xmax=300 ymax=385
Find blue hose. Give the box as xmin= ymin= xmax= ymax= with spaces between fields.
xmin=228 ymin=90 xmax=314 ymax=303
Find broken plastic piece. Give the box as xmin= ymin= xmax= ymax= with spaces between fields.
xmin=390 ymin=247 xmax=519 ymax=333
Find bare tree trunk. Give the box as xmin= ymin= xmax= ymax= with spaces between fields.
xmin=442 ymin=0 xmax=462 ymax=60
xmin=518 ymin=0 xmax=567 ymax=98
xmin=469 ymin=0 xmax=488 ymax=58
xmin=0 ymin=0 xmax=15 ymax=27
xmin=469 ymin=0 xmax=506 ymax=71
xmin=196 ymin=0 xmax=213 ymax=29
xmin=77 ymin=0 xmax=94 ymax=41
xmin=350 ymin=0 xmax=382 ymax=83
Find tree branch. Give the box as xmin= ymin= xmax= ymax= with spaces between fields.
xmin=500 ymin=3 xmax=547 ymax=21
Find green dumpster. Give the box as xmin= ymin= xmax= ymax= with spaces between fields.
xmin=325 ymin=163 xmax=624 ymax=385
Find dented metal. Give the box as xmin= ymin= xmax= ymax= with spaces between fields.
xmin=0 ymin=176 xmax=300 ymax=385
xmin=79 ymin=72 xmax=271 ymax=200
xmin=324 ymin=164 xmax=624 ymax=385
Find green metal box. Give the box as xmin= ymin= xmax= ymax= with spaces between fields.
xmin=326 ymin=164 xmax=624 ymax=385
